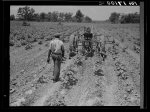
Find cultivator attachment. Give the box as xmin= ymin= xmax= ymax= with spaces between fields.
xmin=68 ymin=26 xmax=113 ymax=60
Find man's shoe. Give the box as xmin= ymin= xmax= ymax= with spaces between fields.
xmin=53 ymin=80 xmax=57 ymax=83
xmin=53 ymin=78 xmax=60 ymax=83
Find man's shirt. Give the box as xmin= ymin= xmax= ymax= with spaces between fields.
xmin=100 ymin=35 xmax=105 ymax=43
xmin=49 ymin=38 xmax=64 ymax=54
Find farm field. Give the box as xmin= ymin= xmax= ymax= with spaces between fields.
xmin=9 ymin=21 xmax=140 ymax=106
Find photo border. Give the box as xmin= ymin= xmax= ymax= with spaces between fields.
xmin=2 ymin=0 xmax=146 ymax=110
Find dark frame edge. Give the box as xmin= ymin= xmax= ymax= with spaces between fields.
xmin=140 ymin=1 xmax=144 ymax=109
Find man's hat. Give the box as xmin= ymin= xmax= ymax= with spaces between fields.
xmin=54 ymin=33 xmax=61 ymax=37
xmin=86 ymin=27 xmax=91 ymax=32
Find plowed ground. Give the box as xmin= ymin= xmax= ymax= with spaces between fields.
xmin=9 ymin=22 xmax=140 ymax=106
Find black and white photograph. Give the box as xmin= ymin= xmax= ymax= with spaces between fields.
xmin=7 ymin=1 xmax=144 ymax=107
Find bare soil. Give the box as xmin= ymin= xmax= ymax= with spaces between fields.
xmin=9 ymin=22 xmax=140 ymax=106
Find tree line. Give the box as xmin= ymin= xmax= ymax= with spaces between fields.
xmin=109 ymin=12 xmax=140 ymax=24
xmin=10 ymin=6 xmax=92 ymax=23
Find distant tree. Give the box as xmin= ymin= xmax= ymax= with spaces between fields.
xmin=133 ymin=12 xmax=140 ymax=23
xmin=28 ymin=8 xmax=35 ymax=21
xmin=17 ymin=6 xmax=35 ymax=21
xmin=64 ymin=12 xmax=73 ymax=22
xmin=58 ymin=12 xmax=65 ymax=22
xmin=75 ymin=10 xmax=84 ymax=22
xmin=120 ymin=15 xmax=127 ymax=23
xmin=16 ymin=7 xmax=93 ymax=23
xmin=130 ymin=12 xmax=140 ymax=23
xmin=119 ymin=12 xmax=140 ymax=23
xmin=10 ymin=15 xmax=15 ymax=20
xmin=51 ymin=11 xmax=59 ymax=22
xmin=40 ymin=12 xmax=46 ymax=21
xmin=72 ymin=16 xmax=77 ymax=22
xmin=84 ymin=16 xmax=92 ymax=22
xmin=47 ymin=12 xmax=52 ymax=21
xmin=33 ymin=13 xmax=40 ymax=21
xmin=45 ymin=13 xmax=49 ymax=21
xmin=109 ymin=12 xmax=120 ymax=23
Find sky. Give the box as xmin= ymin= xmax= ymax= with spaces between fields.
xmin=10 ymin=6 xmax=140 ymax=21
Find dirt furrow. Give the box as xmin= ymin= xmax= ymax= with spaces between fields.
xmin=10 ymin=23 xmax=140 ymax=106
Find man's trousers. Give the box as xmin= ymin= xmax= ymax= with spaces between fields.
xmin=51 ymin=53 xmax=62 ymax=81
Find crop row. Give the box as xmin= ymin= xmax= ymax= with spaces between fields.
xmin=10 ymin=21 xmax=83 ymax=48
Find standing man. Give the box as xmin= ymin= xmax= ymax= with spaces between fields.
xmin=99 ymin=35 xmax=107 ymax=61
xmin=74 ymin=33 xmax=79 ymax=53
xmin=47 ymin=33 xmax=65 ymax=83
xmin=83 ymin=27 xmax=93 ymax=53
xmin=69 ymin=34 xmax=78 ymax=59
xmin=69 ymin=34 xmax=75 ymax=59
